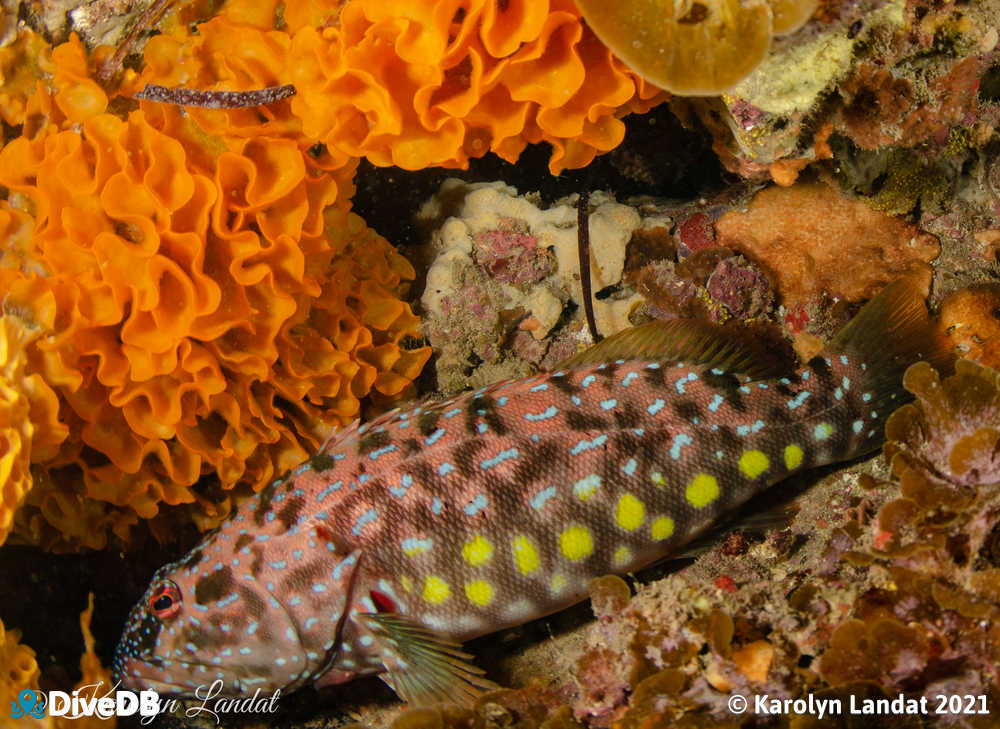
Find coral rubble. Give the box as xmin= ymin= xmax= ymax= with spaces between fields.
xmin=419 ymin=180 xmax=646 ymax=394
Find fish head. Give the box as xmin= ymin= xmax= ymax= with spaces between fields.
xmin=114 ymin=483 xmax=365 ymax=696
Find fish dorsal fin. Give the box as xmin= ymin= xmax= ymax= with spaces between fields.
xmin=358 ymin=612 xmax=497 ymax=706
xmin=557 ymin=319 xmax=796 ymax=380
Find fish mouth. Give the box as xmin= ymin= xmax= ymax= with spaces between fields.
xmin=116 ymin=655 xmax=245 ymax=697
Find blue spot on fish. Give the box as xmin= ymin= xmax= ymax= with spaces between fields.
xmin=530 ymin=486 xmax=557 ymax=511
xmin=862 ymin=392 xmax=872 ymax=402
xmin=498 ymin=396 xmax=508 ymax=406
xmin=402 ymin=537 xmax=432 ymax=554
xmin=464 ymin=494 xmax=488 ymax=515
xmin=708 ymin=394 xmax=724 ymax=412
xmin=647 ymin=399 xmax=665 ymax=415
xmin=444 ymin=408 xmax=461 ymax=418
xmin=571 ymin=395 xmax=582 ymax=407
xmin=390 ymin=474 xmax=413 ymax=499
xmin=369 ymin=444 xmax=397 ymax=461
xmin=670 ymin=433 xmax=693 ymax=460
xmin=570 ymin=434 xmax=608 ymax=456
xmin=581 ymin=375 xmax=596 ymax=388
xmin=834 ymin=388 xmax=843 ymax=400
xmin=529 ymin=383 xmax=549 ymax=393
xmin=477 ymin=423 xmax=488 ymax=434
xmin=316 ymin=481 xmax=343 ymax=504
xmin=600 ymin=399 xmax=617 ymax=410
xmin=438 ymin=462 xmax=455 ymax=476
xmin=525 ymin=405 xmax=558 ymax=422
xmin=431 ymin=498 xmax=443 ymax=515
xmin=787 ymin=391 xmax=811 ymax=410
xmin=840 ymin=355 xmax=849 ymax=365
xmin=622 ymin=458 xmax=637 ymax=476
xmin=333 ymin=553 xmax=357 ymax=580
xmin=480 ymin=448 xmax=519 ymax=470
xmin=621 ymin=372 xmax=638 ymax=387
xmin=352 ymin=508 xmax=378 ymax=536
xmin=853 ymin=420 xmax=864 ymax=433
xmin=425 ymin=428 xmax=446 ymax=446
xmin=675 ymin=372 xmax=698 ymax=394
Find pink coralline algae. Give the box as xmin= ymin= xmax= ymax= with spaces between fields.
xmin=473 ymin=222 xmax=554 ymax=286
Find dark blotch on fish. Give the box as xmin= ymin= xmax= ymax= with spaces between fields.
xmin=238 ymin=585 xmax=267 ymax=620
xmin=194 ymin=566 xmax=234 ymax=605
xmin=566 ymin=411 xmax=609 ymax=432
xmin=277 ymin=497 xmax=305 ymax=530
xmin=359 ymin=429 xmax=391 ymax=455
xmin=417 ymin=410 xmax=441 ymax=436
xmin=310 ymin=454 xmax=335 ymax=472
xmin=254 ymin=482 xmax=278 ymax=526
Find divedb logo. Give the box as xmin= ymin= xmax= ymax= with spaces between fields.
xmin=9 ymin=683 xmax=159 ymax=721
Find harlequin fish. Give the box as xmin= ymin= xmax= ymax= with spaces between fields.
xmin=114 ymin=273 xmax=951 ymax=704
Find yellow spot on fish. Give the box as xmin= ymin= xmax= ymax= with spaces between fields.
xmin=462 ymin=536 xmax=493 ymax=566
xmin=400 ymin=575 xmax=413 ymax=593
xmin=613 ymin=545 xmax=632 ymax=567
xmin=573 ymin=473 xmax=601 ymax=501
xmin=814 ymin=422 xmax=833 ymax=440
xmin=651 ymin=471 xmax=666 ymax=486
xmin=784 ymin=444 xmax=804 ymax=469
xmin=686 ymin=473 xmax=719 ymax=508
xmin=464 ymin=580 xmax=494 ymax=606
xmin=422 ymin=575 xmax=450 ymax=604
xmin=738 ymin=450 xmax=770 ymax=479
xmin=559 ymin=525 xmax=594 ymax=561
xmin=512 ymin=535 xmax=540 ymax=575
xmin=551 ymin=573 xmax=568 ymax=594
xmin=651 ymin=516 xmax=675 ymax=540
xmin=615 ymin=493 xmax=645 ymax=531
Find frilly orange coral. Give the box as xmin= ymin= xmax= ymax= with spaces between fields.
xmin=285 ymin=0 xmax=665 ymax=173
xmin=0 ymin=616 xmax=45 ymax=729
xmin=0 ymin=27 xmax=51 ymax=128
xmin=0 ymin=597 xmax=116 ymax=729
xmin=0 ymin=306 xmax=67 ymax=547
xmin=0 ymin=101 xmax=428 ymax=549
xmin=126 ymin=0 xmax=667 ymax=172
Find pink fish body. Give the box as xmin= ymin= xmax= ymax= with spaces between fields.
xmin=115 ymin=275 xmax=950 ymax=704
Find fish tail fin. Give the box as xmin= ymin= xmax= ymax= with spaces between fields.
xmin=828 ymin=267 xmax=954 ymax=417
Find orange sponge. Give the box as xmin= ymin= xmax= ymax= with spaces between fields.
xmin=287 ymin=0 xmax=665 ymax=173
xmin=0 ymin=105 xmax=428 ymax=549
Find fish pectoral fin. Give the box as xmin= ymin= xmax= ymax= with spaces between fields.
xmin=358 ymin=612 xmax=497 ymax=706
xmin=555 ymin=318 xmax=796 ymax=379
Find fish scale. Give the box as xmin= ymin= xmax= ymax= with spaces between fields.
xmin=114 ymin=274 xmax=953 ymax=704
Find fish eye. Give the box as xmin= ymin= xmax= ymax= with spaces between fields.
xmin=148 ymin=580 xmax=182 ymax=620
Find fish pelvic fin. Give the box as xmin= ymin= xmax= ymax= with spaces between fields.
xmin=828 ymin=267 xmax=955 ymax=417
xmin=358 ymin=612 xmax=497 ymax=706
